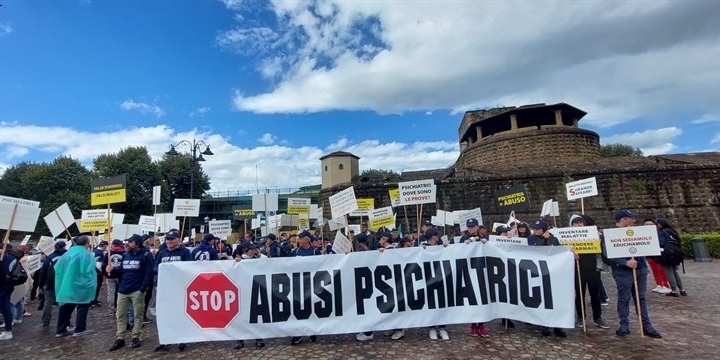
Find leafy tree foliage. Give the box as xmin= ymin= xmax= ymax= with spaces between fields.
xmin=358 ymin=169 xmax=401 ymax=182
xmin=600 ymin=143 xmax=643 ymax=157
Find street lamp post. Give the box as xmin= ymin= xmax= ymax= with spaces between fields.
xmin=166 ymin=139 xmax=214 ymax=238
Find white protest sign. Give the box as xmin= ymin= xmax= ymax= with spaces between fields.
xmin=138 ymin=215 xmax=156 ymax=232
xmin=549 ymin=226 xmax=601 ymax=254
xmin=251 ymin=194 xmax=279 ymax=212
xmin=455 ymin=208 xmax=483 ymax=232
xmin=43 ymin=203 xmax=75 ymax=238
xmin=488 ymin=235 xmax=529 ymax=246
xmin=348 ymin=224 xmax=361 ymax=234
xmin=328 ymin=217 xmax=347 ymax=231
xmin=251 ymin=218 xmax=260 ymax=230
xmin=152 ymin=185 xmax=162 ymax=206
xmin=78 ymin=209 xmax=109 ymax=231
xmin=112 ymin=213 xmax=125 ymax=225
xmin=566 ymin=177 xmax=598 ymax=200
xmin=25 ymin=254 xmax=42 ymax=274
xmin=431 ymin=216 xmax=440 ymax=227
xmin=155 ymin=213 xmax=179 ymax=232
xmin=0 ymin=201 xmax=41 ymax=232
xmin=350 ymin=198 xmax=374 ymax=217
xmin=333 ymin=231 xmax=352 ymax=254
xmin=603 ymin=225 xmax=661 ymax=259
xmin=297 ymin=214 xmax=310 ymax=232
xmin=20 ymin=235 xmax=31 ymax=246
xmin=310 ymin=204 xmax=321 ymax=219
xmin=287 ymin=198 xmax=311 ymax=214
xmin=436 ymin=210 xmax=455 ymax=226
xmin=209 ymin=220 xmax=232 ymax=238
xmin=113 ymin=224 xmax=143 ymax=241
xmin=540 ymin=199 xmax=560 ymax=217
xmin=368 ymin=206 xmax=394 ymax=229
xmin=0 ymin=195 xmax=40 ymax=208
xmin=36 ymin=236 xmax=57 ymax=255
xmin=398 ymin=179 xmax=436 ymax=205
xmin=328 ymin=187 xmax=358 ymax=220
xmin=173 ymin=199 xmax=201 ymax=217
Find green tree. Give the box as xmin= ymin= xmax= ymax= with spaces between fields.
xmin=157 ymin=153 xmax=211 ymax=206
xmin=0 ymin=162 xmax=42 ymax=199
xmin=93 ymin=146 xmax=163 ymax=224
xmin=600 ymin=143 xmax=643 ymax=157
xmin=358 ymin=169 xmax=401 ymax=182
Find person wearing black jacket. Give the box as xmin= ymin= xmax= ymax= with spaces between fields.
xmin=101 ymin=240 xmax=126 ymax=316
xmin=528 ymin=220 xmax=566 ymax=337
xmin=39 ymin=242 xmax=67 ymax=327
xmin=569 ymin=214 xmax=609 ymax=330
xmin=108 ymin=235 xmax=154 ymax=351
xmin=0 ymin=244 xmax=25 ymax=340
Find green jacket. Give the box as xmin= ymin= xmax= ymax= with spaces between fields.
xmin=54 ymin=245 xmax=97 ymax=304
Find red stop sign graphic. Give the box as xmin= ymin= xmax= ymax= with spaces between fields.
xmin=185 ymin=271 xmax=240 ymax=329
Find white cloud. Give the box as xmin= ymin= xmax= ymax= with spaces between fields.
xmin=219 ymin=2 xmax=720 ymax=127
xmin=3 ymin=146 xmax=28 ymax=160
xmin=692 ymin=113 xmax=720 ymax=124
xmin=0 ymin=22 xmax=12 ymax=35
xmin=0 ymin=124 xmax=458 ymax=192
xmin=220 ymin=0 xmax=245 ymax=11
xmin=711 ymin=133 xmax=720 ymax=144
xmin=257 ymin=133 xmax=277 ymax=145
xmin=189 ymin=106 xmax=211 ymax=117
xmin=602 ymin=127 xmax=683 ymax=155
xmin=120 ymin=99 xmax=166 ymax=118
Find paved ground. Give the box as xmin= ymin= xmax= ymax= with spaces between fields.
xmin=2 ymin=260 xmax=718 ymax=360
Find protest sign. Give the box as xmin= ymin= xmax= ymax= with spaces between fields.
xmin=79 ymin=209 xmax=109 ymax=232
xmin=138 ymin=215 xmax=157 ymax=232
xmin=333 ymin=231 xmax=352 ymax=254
xmin=232 ymin=207 xmax=256 ymax=220
xmin=209 ymin=220 xmax=232 ymax=238
xmin=113 ymin=224 xmax=142 ymax=241
xmin=389 ymin=188 xmax=402 ymax=207
xmin=550 ymin=226 xmax=601 ymax=254
xmin=398 ymin=179 xmax=436 ymax=205
xmin=44 ymin=203 xmax=75 ymax=238
xmin=0 ymin=195 xmax=40 ymax=208
xmin=298 ymin=215 xmax=310 ymax=231
xmin=173 ymin=199 xmax=201 ymax=217
xmin=436 ymin=210 xmax=456 ymax=226
xmin=603 ymin=225 xmax=661 ymax=259
xmin=251 ymin=194 xmax=279 ymax=212
xmin=328 ymin=187 xmax=358 ymax=220
xmin=487 ymin=235 xmax=529 ymax=246
xmin=368 ymin=206 xmax=394 ymax=229
xmin=287 ymin=198 xmax=311 ymax=215
xmin=541 ymin=199 xmax=560 ymax=217
xmin=455 ymin=208 xmax=483 ymax=232
xmin=25 ymin=254 xmax=42 ymax=274
xmin=350 ymin=199 xmax=374 ymax=217
xmin=328 ymin=217 xmax=347 ymax=231
xmin=21 ymin=235 xmax=31 ymax=246
xmin=36 ymin=236 xmax=57 ymax=255
xmin=494 ymin=184 xmax=530 ymax=211
xmin=90 ymin=175 xmax=127 ymax=206
xmin=152 ymin=185 xmax=162 ymax=206
xmin=566 ymin=177 xmax=598 ymax=201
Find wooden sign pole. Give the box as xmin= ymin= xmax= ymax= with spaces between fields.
xmin=0 ymin=204 xmax=19 ymax=261
xmin=54 ymin=209 xmax=73 ymax=240
xmin=632 ymin=258 xmax=645 ymax=338
xmin=576 ymin=259 xmax=587 ymax=333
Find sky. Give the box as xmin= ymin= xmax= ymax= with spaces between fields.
xmin=1 ymin=0 xmax=719 ymax=196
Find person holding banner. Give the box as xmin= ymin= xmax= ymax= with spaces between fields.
xmin=460 ymin=218 xmax=490 ymax=338
xmin=232 ymin=242 xmax=267 ymax=350
xmin=568 ymin=215 xmax=610 ymax=330
xmin=289 ymin=231 xmax=321 ymax=345
xmin=607 ymin=210 xmax=662 ymax=339
xmin=420 ymin=228 xmax=451 ymax=340
xmin=153 ymin=229 xmax=192 ymax=352
xmin=528 ymin=220 xmax=566 ymax=337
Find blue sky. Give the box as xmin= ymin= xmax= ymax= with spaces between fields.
xmin=1 ymin=0 xmax=719 ymax=194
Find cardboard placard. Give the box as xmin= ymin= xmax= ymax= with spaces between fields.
xmin=566 ymin=177 xmax=599 ymax=201
xmin=603 ymin=225 xmax=661 ymax=259
xmin=173 ymin=199 xmax=201 ymax=217
xmin=209 ymin=220 xmax=232 ymax=238
xmin=494 ymin=184 xmax=531 ymax=211
xmin=0 ymin=195 xmax=40 ymax=208
xmin=232 ymin=207 xmax=256 ymax=220
xmin=540 ymin=199 xmax=560 ymax=217
xmin=138 ymin=215 xmax=157 ymax=231
xmin=398 ymin=179 xmax=436 ymax=205
xmin=90 ymin=174 xmax=127 ymax=206
xmin=113 ymin=224 xmax=143 ymax=241
xmin=333 ymin=231 xmax=352 ymax=254
xmin=389 ymin=188 xmax=402 ymax=207
xmin=152 ymin=185 xmax=162 ymax=206
xmin=369 ymin=206 xmax=394 ymax=230
xmin=44 ymin=203 xmax=75 ymax=238
xmin=455 ymin=208 xmax=483 ymax=231
xmin=549 ymin=226 xmax=601 ymax=254
xmin=251 ymin=194 xmax=279 ymax=212
xmin=0 ymin=201 xmax=41 ymax=232
xmin=487 ymin=235 xmax=529 ymax=246
xmin=328 ymin=187 xmax=358 ymax=220
xmin=350 ymin=198 xmax=375 ymax=217
xmin=36 ymin=236 xmax=57 ymax=255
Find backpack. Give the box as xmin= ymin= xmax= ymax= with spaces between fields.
xmin=6 ymin=256 xmax=29 ymax=286
xmin=279 ymin=241 xmax=293 ymax=257
xmin=659 ymin=230 xmax=684 ymax=267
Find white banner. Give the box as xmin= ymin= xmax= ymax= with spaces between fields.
xmin=157 ymin=243 xmax=574 ymax=344
xmin=603 ymin=225 xmax=661 ymax=259
xmin=488 ymin=235 xmax=529 ymax=246
xmin=328 ymin=187 xmax=358 ymax=220
xmin=566 ymin=177 xmax=598 ymax=200
xmin=398 ymin=179 xmax=436 ymax=205
xmin=173 ymin=199 xmax=201 ymax=217
xmin=209 ymin=220 xmax=232 ymax=238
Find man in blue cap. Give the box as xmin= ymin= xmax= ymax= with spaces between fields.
xmin=460 ymin=218 xmax=490 ymax=337
xmin=289 ymin=231 xmax=320 ymax=345
xmin=192 ymin=234 xmax=219 ymax=261
xmin=528 ymin=220 xmax=565 ymax=337
xmin=607 ymin=209 xmax=662 ymax=339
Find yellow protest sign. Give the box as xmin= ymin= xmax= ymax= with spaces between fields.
xmin=287 ymin=198 xmax=311 ymax=214
xmin=389 ymin=188 xmax=401 ymax=207
xmin=90 ymin=175 xmax=127 ymax=206
xmin=550 ymin=226 xmax=602 ymax=254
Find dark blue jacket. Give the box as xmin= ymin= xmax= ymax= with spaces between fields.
xmin=116 ymin=248 xmax=154 ymax=294
xmin=101 ymin=248 xmax=126 ymax=279
xmin=527 ymin=234 xmax=560 ymax=246
xmin=191 ymin=242 xmax=219 ymax=261
xmin=294 ymin=246 xmax=320 ymax=257
xmin=39 ymin=249 xmax=65 ymax=290
xmin=267 ymin=242 xmax=283 ymax=258
xmin=0 ymin=252 xmax=20 ymax=291
xmin=154 ymin=246 xmax=192 ymax=274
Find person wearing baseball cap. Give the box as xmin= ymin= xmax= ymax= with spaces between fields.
xmin=459 ymin=218 xmax=490 ymax=338
xmin=102 ymin=240 xmax=126 ymax=317
xmin=152 ymin=229 xmax=192 ymax=352
xmin=354 ymin=233 xmax=370 ymax=252
xmin=232 ymin=240 xmax=266 ymax=349
xmin=191 ymin=234 xmax=219 ymax=261
xmin=607 ymin=209 xmax=661 ymax=339
xmin=289 ymin=231 xmax=320 ymax=345
xmin=91 ymin=240 xmax=109 ymax=307
xmin=568 ymin=215 xmax=609 ymax=330
xmin=527 ymin=219 xmax=565 ymax=337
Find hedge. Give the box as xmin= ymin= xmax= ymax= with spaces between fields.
xmin=680 ymin=233 xmax=720 ymax=259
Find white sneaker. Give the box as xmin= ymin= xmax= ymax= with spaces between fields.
xmin=652 ymin=285 xmax=662 ymax=292
xmin=391 ymin=329 xmax=405 ymax=340
xmin=0 ymin=331 xmax=12 ymax=340
xmin=12 ymin=319 xmax=22 ymax=325
xmin=659 ymin=287 xmax=672 ymax=294
xmin=149 ymin=307 xmax=156 ymax=316
xmin=429 ymin=328 xmax=438 ymax=340
xmin=355 ymin=333 xmax=373 ymax=341
xmin=439 ymin=329 xmax=450 ymax=340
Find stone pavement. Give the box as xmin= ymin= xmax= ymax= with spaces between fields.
xmin=2 ymin=260 xmax=719 ymax=360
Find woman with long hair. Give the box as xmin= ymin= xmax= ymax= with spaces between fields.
xmin=655 ymin=218 xmax=687 ymax=297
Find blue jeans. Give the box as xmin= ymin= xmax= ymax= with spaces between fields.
xmin=0 ymin=289 xmax=13 ymax=332
xmin=611 ymin=268 xmax=654 ymax=330
xmin=13 ymin=297 xmax=25 ymax=321
xmin=599 ymin=278 xmax=608 ymax=301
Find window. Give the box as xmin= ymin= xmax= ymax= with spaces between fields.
xmin=325 ymin=165 xmax=328 ymax=171
xmin=339 ymin=164 xmax=344 ymax=170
